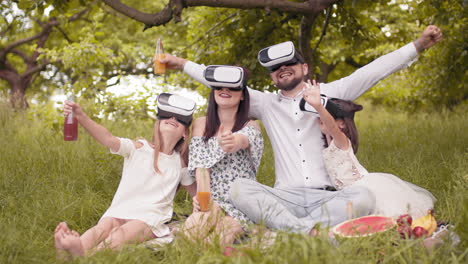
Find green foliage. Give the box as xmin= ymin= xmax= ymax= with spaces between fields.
xmin=0 ymin=101 xmax=466 ymax=263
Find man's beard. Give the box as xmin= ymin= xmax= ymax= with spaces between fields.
xmin=276 ymin=75 xmax=303 ymax=91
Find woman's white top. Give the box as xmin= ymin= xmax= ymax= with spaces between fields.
xmin=101 ymin=137 xmax=194 ymax=237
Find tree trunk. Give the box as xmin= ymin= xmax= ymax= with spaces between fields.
xmin=4 ymin=74 xmax=30 ymax=109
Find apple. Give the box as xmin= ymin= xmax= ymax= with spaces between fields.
xmin=397 ymin=225 xmax=412 ymax=239
xmin=412 ymin=226 xmax=428 ymax=238
xmin=396 ymin=214 xmax=413 ymax=227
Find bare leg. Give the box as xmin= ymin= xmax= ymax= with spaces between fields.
xmin=54 ymin=217 xmax=122 ymax=258
xmin=184 ymin=207 xmax=222 ymax=243
xmin=79 ymin=217 xmax=122 ymax=252
xmin=94 ymin=219 xmax=156 ymax=251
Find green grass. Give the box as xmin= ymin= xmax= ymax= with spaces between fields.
xmin=0 ymin=101 xmax=466 ymax=263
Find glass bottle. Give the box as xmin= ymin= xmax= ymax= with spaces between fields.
xmin=153 ymin=37 xmax=166 ymax=75
xmin=64 ymin=95 xmax=78 ymax=141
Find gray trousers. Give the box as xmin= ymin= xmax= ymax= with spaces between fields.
xmin=229 ymin=178 xmax=376 ymax=233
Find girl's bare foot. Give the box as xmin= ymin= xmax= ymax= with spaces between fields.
xmin=54 ymin=222 xmax=71 ymax=234
xmin=55 ymin=229 xmax=85 ymax=258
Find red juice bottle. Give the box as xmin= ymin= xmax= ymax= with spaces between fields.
xmin=64 ymin=96 xmax=78 ymax=141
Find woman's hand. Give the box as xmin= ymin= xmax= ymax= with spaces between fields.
xmin=157 ymin=54 xmax=188 ymax=70
xmin=63 ymin=100 xmax=84 ymax=118
xmin=217 ymin=124 xmax=244 ymax=153
xmin=303 ymin=80 xmax=321 ymax=108
xmin=192 ymin=195 xmax=200 ymax=213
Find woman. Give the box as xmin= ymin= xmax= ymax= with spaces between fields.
xmin=182 ymin=65 xmax=264 ymax=247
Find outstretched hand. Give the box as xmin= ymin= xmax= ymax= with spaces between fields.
xmin=156 ymin=53 xmax=188 ymax=70
xmin=303 ymin=80 xmax=321 ymax=108
xmin=414 ymin=25 xmax=443 ymax=53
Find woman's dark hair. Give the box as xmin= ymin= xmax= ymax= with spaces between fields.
xmin=324 ymin=98 xmax=363 ymax=153
xmin=203 ymin=87 xmax=250 ymax=142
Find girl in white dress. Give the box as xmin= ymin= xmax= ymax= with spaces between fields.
xmin=303 ymin=80 xmax=435 ymax=219
xmin=54 ymin=94 xmax=197 ymax=258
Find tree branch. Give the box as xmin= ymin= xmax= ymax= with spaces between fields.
xmin=21 ymin=61 xmax=50 ymax=78
xmin=299 ymin=13 xmax=318 ymax=79
xmin=10 ymin=49 xmax=29 ymax=63
xmin=312 ymin=6 xmax=332 ymax=53
xmin=101 ymin=0 xmax=340 ymax=29
xmin=101 ymin=0 xmax=174 ymax=27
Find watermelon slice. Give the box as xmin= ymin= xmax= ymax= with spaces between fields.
xmin=332 ymin=215 xmax=396 ymax=238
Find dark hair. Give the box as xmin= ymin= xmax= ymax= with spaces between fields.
xmin=325 ymin=98 xmax=363 ymax=153
xmin=203 ymin=87 xmax=250 ymax=142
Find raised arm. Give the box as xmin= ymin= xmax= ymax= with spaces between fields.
xmin=159 ymin=54 xmax=209 ymax=86
xmin=303 ymin=81 xmax=349 ymax=150
xmin=321 ymin=25 xmax=443 ymax=101
xmin=63 ymin=100 xmax=120 ymax=152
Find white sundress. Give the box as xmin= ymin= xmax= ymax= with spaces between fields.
xmin=322 ymin=139 xmax=436 ymax=219
xmin=101 ymin=138 xmax=194 ymax=237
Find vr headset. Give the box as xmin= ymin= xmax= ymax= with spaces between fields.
xmin=156 ymin=93 xmax=196 ymax=126
xmin=203 ymin=65 xmax=246 ymax=90
xmin=299 ymin=96 xmax=354 ymax=119
xmin=258 ymin=41 xmax=304 ymax=72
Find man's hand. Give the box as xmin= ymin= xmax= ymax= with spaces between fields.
xmin=156 ymin=53 xmax=188 ymax=70
xmin=414 ymin=25 xmax=443 ymax=53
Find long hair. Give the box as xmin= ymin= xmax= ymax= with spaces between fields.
xmin=325 ymin=98 xmax=363 ymax=153
xmin=152 ymin=120 xmax=190 ymax=174
xmin=203 ymin=87 xmax=250 ymax=142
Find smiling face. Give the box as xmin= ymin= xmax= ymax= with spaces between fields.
xmin=158 ymin=117 xmax=187 ymax=139
xmin=214 ymin=87 xmax=244 ymax=109
xmin=270 ymin=62 xmax=308 ymax=91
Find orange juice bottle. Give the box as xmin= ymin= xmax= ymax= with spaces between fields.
xmin=153 ymin=38 xmax=166 ymax=75
xmin=196 ymin=168 xmax=211 ymax=212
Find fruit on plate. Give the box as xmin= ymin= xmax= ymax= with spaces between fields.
xmin=412 ymin=226 xmax=429 ymax=238
xmin=411 ymin=209 xmax=437 ymax=236
xmin=332 ymin=215 xmax=396 ymax=238
xmin=396 ymin=214 xmax=413 ymax=238
xmin=396 ymin=214 xmax=413 ymax=227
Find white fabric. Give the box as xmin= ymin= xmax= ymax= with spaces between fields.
xmin=101 ymin=138 xmax=194 ymax=237
xmin=323 ymin=140 xmax=435 ymax=219
xmin=184 ymin=43 xmax=418 ymax=189
xmin=322 ymin=140 xmax=368 ymax=190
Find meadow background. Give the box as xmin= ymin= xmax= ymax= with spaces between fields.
xmin=0 ymin=100 xmax=466 ymax=264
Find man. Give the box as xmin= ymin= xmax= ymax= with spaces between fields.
xmin=161 ymin=25 xmax=442 ymax=234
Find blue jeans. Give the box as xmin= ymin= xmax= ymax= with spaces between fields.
xmin=229 ymin=178 xmax=376 ymax=233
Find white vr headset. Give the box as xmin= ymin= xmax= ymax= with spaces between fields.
xmin=156 ymin=93 xmax=196 ymax=126
xmin=258 ymin=41 xmax=304 ymax=72
xmin=300 ymin=95 xmax=354 ymax=119
xmin=203 ymin=65 xmax=246 ymax=90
